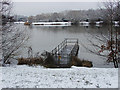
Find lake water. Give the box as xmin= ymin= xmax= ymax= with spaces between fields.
xmin=19 ymin=24 xmax=119 ymax=68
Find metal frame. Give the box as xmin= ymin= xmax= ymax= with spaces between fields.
xmin=51 ymin=38 xmax=79 ymax=66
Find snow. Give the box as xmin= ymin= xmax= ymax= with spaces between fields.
xmin=14 ymin=22 xmax=25 ymax=24
xmin=0 ymin=65 xmax=118 ymax=88
xmin=113 ymin=21 xmax=120 ymax=27
xmin=113 ymin=21 xmax=119 ymax=24
xmin=14 ymin=22 xmax=72 ymax=26
xmin=80 ymin=21 xmax=90 ymax=24
xmin=96 ymin=21 xmax=103 ymax=24
xmin=32 ymin=22 xmax=71 ymax=26
xmin=80 ymin=21 xmax=90 ymax=26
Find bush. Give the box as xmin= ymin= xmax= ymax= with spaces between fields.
xmin=82 ymin=60 xmax=93 ymax=67
xmin=17 ymin=56 xmax=93 ymax=68
xmin=71 ymin=56 xmax=93 ymax=67
xmin=17 ymin=57 xmax=44 ymax=66
xmin=17 ymin=54 xmax=57 ymax=68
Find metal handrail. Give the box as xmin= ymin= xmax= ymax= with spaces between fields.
xmin=51 ymin=38 xmax=78 ymax=57
xmin=69 ymin=44 xmax=77 ymax=56
xmin=50 ymin=38 xmax=79 ymax=66
xmin=51 ymin=39 xmax=67 ymax=55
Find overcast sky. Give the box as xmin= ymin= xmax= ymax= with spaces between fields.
xmin=13 ymin=0 xmax=104 ymax=2
xmin=13 ymin=2 xmax=102 ymax=16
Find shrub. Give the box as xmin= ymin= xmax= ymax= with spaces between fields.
xmin=17 ymin=56 xmax=93 ymax=68
xmin=71 ymin=56 xmax=93 ymax=67
xmin=17 ymin=54 xmax=57 ymax=68
xmin=17 ymin=57 xmax=44 ymax=66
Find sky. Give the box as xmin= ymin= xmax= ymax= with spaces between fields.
xmin=12 ymin=0 xmax=107 ymax=16
xmin=13 ymin=0 xmax=104 ymax=2
xmin=13 ymin=2 xmax=102 ymax=16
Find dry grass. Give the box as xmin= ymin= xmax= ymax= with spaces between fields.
xmin=71 ymin=56 xmax=93 ymax=67
xmin=17 ymin=55 xmax=57 ymax=68
xmin=17 ymin=57 xmax=44 ymax=66
xmin=17 ymin=56 xmax=93 ymax=68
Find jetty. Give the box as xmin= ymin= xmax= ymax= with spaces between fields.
xmin=51 ymin=38 xmax=79 ymax=67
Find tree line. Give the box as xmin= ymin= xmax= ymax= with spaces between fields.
xmin=26 ymin=2 xmax=120 ymax=24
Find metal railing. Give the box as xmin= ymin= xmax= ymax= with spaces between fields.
xmin=51 ymin=38 xmax=79 ymax=66
xmin=51 ymin=39 xmax=67 ymax=55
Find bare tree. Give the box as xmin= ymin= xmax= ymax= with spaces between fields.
xmin=0 ymin=0 xmax=28 ymax=66
xmin=103 ymin=0 xmax=120 ymax=68
xmin=82 ymin=0 xmax=119 ymax=68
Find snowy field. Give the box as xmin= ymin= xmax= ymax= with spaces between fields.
xmin=0 ymin=65 xmax=118 ymax=88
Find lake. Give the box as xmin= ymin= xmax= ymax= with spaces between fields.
xmin=18 ymin=24 xmax=119 ymax=68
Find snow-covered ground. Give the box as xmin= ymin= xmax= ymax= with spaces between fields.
xmin=0 ymin=65 xmax=118 ymax=88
